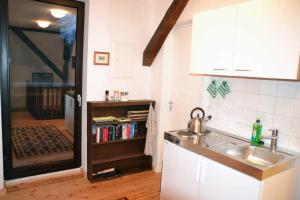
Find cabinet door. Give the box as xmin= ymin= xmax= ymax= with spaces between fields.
xmin=198 ymin=158 xmax=261 ymax=200
xmin=161 ymin=140 xmax=202 ymax=200
xmin=234 ymin=0 xmax=300 ymax=79
xmin=190 ymin=5 xmax=236 ymax=76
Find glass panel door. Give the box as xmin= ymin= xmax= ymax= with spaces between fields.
xmin=8 ymin=0 xmax=79 ymax=170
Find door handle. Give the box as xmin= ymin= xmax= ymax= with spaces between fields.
xmin=77 ymin=94 xmax=82 ymax=107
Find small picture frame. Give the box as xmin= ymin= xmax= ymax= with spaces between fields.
xmin=94 ymin=52 xmax=110 ymax=65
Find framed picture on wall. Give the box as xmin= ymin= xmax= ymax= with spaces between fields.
xmin=94 ymin=52 xmax=110 ymax=65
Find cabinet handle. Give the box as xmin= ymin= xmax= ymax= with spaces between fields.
xmin=235 ymin=69 xmax=252 ymax=72
xmin=196 ymin=160 xmax=201 ymax=183
xmin=212 ymin=68 xmax=226 ymax=71
xmin=200 ymin=159 xmax=206 ymax=183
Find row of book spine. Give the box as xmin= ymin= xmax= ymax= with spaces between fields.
xmin=92 ymin=123 xmax=138 ymax=143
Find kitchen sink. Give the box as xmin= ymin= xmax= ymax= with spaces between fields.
xmin=226 ymin=145 xmax=286 ymax=167
xmin=166 ymin=128 xmax=298 ymax=180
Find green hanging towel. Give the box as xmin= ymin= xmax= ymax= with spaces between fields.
xmin=207 ymin=80 xmax=217 ymax=98
xmin=218 ymin=81 xmax=230 ymax=98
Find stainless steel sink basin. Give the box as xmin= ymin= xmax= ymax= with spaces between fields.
xmin=226 ymin=145 xmax=286 ymax=167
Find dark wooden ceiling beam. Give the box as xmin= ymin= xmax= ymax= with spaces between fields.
xmin=11 ymin=27 xmax=64 ymax=80
xmin=143 ymin=0 xmax=189 ymax=66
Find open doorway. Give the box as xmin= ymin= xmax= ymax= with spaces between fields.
xmin=0 ymin=0 xmax=84 ymax=179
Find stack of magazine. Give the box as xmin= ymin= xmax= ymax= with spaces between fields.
xmin=127 ymin=110 xmax=149 ymax=121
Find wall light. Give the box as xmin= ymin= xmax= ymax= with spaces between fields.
xmin=50 ymin=9 xmax=68 ymax=18
xmin=37 ymin=20 xmax=50 ymax=28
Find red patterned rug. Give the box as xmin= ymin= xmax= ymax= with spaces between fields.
xmin=12 ymin=125 xmax=73 ymax=159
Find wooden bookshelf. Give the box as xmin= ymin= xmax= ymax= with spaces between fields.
xmin=87 ymin=100 xmax=155 ymax=182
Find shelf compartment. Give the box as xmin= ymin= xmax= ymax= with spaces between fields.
xmin=92 ymin=138 xmax=146 ymax=161
xmin=92 ymin=152 xmax=146 ymax=165
xmin=91 ymin=154 xmax=152 ymax=181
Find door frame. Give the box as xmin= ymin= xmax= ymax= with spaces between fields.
xmin=0 ymin=0 xmax=84 ymax=180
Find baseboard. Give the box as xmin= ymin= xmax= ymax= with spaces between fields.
xmin=5 ymin=168 xmax=84 ymax=192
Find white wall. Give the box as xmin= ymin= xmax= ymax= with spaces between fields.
xmin=81 ymin=0 xmax=162 ymax=172
xmin=85 ymin=0 xmax=156 ymax=101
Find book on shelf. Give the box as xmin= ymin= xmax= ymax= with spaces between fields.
xmin=93 ymin=122 xmax=139 ymax=143
xmin=93 ymin=116 xmax=116 ymax=123
xmin=127 ymin=110 xmax=149 ymax=114
xmin=115 ymin=117 xmax=131 ymax=123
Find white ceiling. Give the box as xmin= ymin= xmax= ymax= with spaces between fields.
xmin=9 ymin=0 xmax=77 ymax=31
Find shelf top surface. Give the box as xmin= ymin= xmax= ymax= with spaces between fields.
xmin=88 ymin=100 xmax=155 ymax=107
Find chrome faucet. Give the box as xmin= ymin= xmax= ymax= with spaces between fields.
xmin=261 ymin=129 xmax=279 ymax=152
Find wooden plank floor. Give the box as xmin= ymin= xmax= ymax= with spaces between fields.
xmin=2 ymin=171 xmax=161 ymax=200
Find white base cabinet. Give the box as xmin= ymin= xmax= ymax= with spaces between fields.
xmin=199 ymin=158 xmax=261 ymax=200
xmin=160 ymin=141 xmax=202 ymax=200
xmin=160 ymin=140 xmax=299 ymax=200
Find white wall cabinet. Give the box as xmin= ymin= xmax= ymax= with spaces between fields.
xmin=160 ymin=140 xmax=299 ymax=200
xmin=191 ymin=0 xmax=300 ymax=80
xmin=190 ymin=5 xmax=236 ymax=76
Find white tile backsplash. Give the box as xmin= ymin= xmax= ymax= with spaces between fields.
xmin=289 ymin=137 xmax=300 ymax=152
xmin=204 ymin=77 xmax=300 ymax=153
xmin=245 ymin=80 xmax=261 ymax=94
xmin=296 ymin=83 xmax=300 ymax=99
xmin=230 ymin=78 xmax=246 ymax=92
xmin=258 ymin=95 xmax=275 ymax=114
xmin=277 ymin=134 xmax=290 ymax=149
xmin=290 ymin=118 xmax=300 ymax=137
xmin=260 ymin=80 xmax=277 ymax=96
xmin=244 ymin=94 xmax=259 ymax=110
xmin=274 ymin=97 xmax=294 ymax=117
xmin=293 ymin=99 xmax=300 ymax=118
xmin=277 ymin=81 xmax=297 ymax=98
xmin=231 ymin=92 xmax=245 ymax=108
xmin=273 ymin=115 xmax=291 ymax=135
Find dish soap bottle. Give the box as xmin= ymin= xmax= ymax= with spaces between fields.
xmin=251 ymin=119 xmax=262 ymax=144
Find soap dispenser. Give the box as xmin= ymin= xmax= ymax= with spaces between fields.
xmin=251 ymin=119 xmax=262 ymax=144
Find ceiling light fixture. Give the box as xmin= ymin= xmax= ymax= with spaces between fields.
xmin=37 ymin=20 xmax=50 ymax=28
xmin=50 ymin=9 xmax=68 ymax=18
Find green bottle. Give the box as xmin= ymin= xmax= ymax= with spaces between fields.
xmin=251 ymin=119 xmax=262 ymax=144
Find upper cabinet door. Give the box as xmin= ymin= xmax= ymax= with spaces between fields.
xmin=233 ymin=0 xmax=262 ymax=77
xmin=234 ymin=0 xmax=300 ymax=79
xmin=190 ymin=5 xmax=237 ymax=76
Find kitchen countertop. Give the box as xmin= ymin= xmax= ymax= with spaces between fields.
xmin=164 ymin=128 xmax=298 ymax=180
